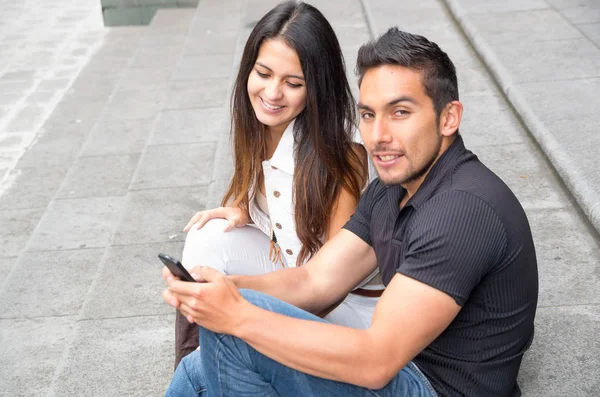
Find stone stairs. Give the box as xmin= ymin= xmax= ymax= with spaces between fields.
xmin=0 ymin=1 xmax=598 ymax=396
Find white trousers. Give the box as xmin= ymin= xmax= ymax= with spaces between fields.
xmin=182 ymin=219 xmax=377 ymax=329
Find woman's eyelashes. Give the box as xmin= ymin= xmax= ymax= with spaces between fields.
xmin=254 ymin=69 xmax=303 ymax=89
xmin=255 ymin=69 xmax=269 ymax=78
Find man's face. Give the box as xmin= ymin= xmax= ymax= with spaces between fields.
xmin=358 ymin=65 xmax=443 ymax=188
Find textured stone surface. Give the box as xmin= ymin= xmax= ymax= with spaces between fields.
xmin=492 ymin=38 xmax=600 ymax=83
xmin=80 ymin=117 xmax=154 ymax=157
xmin=103 ymin=87 xmax=168 ymax=120
xmin=518 ymin=305 xmax=600 ymax=396
xmin=527 ymin=207 xmax=600 ymax=307
xmin=0 ymin=0 xmax=107 ymax=195
xmin=112 ymin=185 xmax=208 ymax=246
xmin=81 ymin=241 xmax=184 ymax=319
xmin=514 ymin=78 xmax=599 ymax=140
xmin=56 ymin=154 xmax=140 ymax=199
xmin=0 ymin=256 xmax=17 ymax=289
xmin=0 ymin=165 xmax=69 ymax=210
xmin=27 ymin=197 xmax=125 ymax=251
xmin=460 ymin=94 xmax=526 ymax=147
xmin=467 ymin=9 xmax=583 ymax=43
xmin=0 ymin=248 xmax=105 ymax=318
xmin=553 ymin=1 xmax=600 ymax=24
xmin=578 ymin=23 xmax=600 ymax=46
xmin=149 ymin=107 xmax=226 ymax=145
xmin=52 ymin=315 xmax=174 ymax=397
xmin=172 ymin=54 xmax=235 ymax=81
xmin=165 ymin=79 xmax=231 ymax=109
xmin=0 ymin=316 xmax=77 ymax=397
xmin=0 ymin=208 xmax=44 ymax=257
xmin=470 ymin=142 xmax=570 ymax=211
xmin=117 ymin=67 xmax=173 ymax=91
xmin=130 ymin=143 xmax=216 ymax=190
xmin=455 ymin=0 xmax=549 ymax=13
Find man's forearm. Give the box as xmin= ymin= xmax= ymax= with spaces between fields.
xmin=233 ymin=302 xmax=393 ymax=389
xmin=230 ymin=229 xmax=379 ymax=314
xmin=230 ymin=267 xmax=326 ymax=313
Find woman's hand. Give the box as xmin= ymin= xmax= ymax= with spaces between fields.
xmin=183 ymin=206 xmax=250 ymax=232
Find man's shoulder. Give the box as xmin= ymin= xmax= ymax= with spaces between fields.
xmin=417 ymin=188 xmax=501 ymax=222
xmin=361 ymin=177 xmax=388 ymax=205
xmin=451 ymin=154 xmax=526 ymax=221
xmin=415 ymin=149 xmax=520 ymax=219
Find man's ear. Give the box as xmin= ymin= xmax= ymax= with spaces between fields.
xmin=439 ymin=100 xmax=463 ymax=137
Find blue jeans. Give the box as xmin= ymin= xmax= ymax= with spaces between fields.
xmin=165 ymin=290 xmax=437 ymax=397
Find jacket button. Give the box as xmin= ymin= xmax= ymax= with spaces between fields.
xmin=285 ymin=249 xmax=293 ymax=255
xmin=273 ymin=191 xmax=281 ymax=198
xmin=275 ymin=223 xmax=282 ymax=229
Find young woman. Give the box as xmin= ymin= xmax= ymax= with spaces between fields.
xmin=174 ymin=1 xmax=383 ymax=368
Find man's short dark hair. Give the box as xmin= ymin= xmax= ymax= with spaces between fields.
xmin=356 ymin=28 xmax=459 ymax=119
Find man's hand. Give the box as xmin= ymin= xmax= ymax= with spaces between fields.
xmin=162 ymin=266 xmax=250 ymax=335
xmin=183 ymin=206 xmax=250 ymax=233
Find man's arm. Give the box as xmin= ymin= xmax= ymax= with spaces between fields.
xmin=223 ymin=228 xmax=377 ymax=314
xmin=222 ymin=177 xmax=381 ymax=313
xmin=165 ymin=269 xmax=460 ymax=389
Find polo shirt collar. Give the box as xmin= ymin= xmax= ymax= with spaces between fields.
xmin=268 ymin=119 xmax=296 ymax=175
xmin=388 ymin=135 xmax=468 ymax=210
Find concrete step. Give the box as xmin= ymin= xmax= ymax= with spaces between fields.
xmin=0 ymin=9 xmax=197 ymax=396
xmin=0 ymin=0 xmax=107 ymax=188
xmin=442 ymin=0 xmax=600 ymax=238
xmin=3 ymin=0 xmax=596 ymax=396
xmin=0 ymin=27 xmax=147 ymax=287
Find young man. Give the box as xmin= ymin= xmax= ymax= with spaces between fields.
xmin=162 ymin=28 xmax=538 ymax=397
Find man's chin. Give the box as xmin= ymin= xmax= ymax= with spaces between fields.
xmin=374 ymin=170 xmax=406 ymax=186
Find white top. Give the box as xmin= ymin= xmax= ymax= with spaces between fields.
xmin=247 ymin=120 xmax=383 ymax=289
xmin=255 ymin=190 xmax=270 ymax=216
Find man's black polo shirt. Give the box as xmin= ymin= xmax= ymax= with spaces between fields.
xmin=344 ymin=136 xmax=538 ymax=397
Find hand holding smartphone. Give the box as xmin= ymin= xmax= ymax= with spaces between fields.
xmin=158 ymin=253 xmax=196 ymax=282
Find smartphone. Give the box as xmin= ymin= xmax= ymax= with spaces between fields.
xmin=158 ymin=253 xmax=196 ymax=282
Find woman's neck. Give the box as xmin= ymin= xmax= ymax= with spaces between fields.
xmin=265 ymin=121 xmax=290 ymax=159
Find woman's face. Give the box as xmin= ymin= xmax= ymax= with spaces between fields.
xmin=247 ymin=38 xmax=307 ymax=135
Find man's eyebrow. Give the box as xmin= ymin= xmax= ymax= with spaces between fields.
xmin=357 ymin=96 xmax=417 ymax=111
xmin=255 ymin=62 xmax=305 ymax=81
xmin=387 ymin=96 xmax=418 ymax=106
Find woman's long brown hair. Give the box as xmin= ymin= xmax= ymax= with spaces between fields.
xmin=222 ymin=1 xmax=366 ymax=265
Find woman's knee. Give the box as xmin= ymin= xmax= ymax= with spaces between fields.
xmin=184 ymin=219 xmax=231 ymax=248
xmin=182 ymin=219 xmax=234 ymax=271
xmin=183 ymin=221 xmax=274 ymax=276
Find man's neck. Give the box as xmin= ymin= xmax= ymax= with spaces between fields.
xmin=401 ymin=175 xmax=427 ymax=202
xmin=400 ymin=135 xmax=457 ymax=206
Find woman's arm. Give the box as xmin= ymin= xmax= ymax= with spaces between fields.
xmin=325 ymin=143 xmax=369 ymax=241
